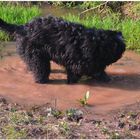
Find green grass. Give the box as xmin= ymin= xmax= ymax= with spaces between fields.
xmin=0 ymin=2 xmax=41 ymax=41
xmin=63 ymin=14 xmax=140 ymax=53
xmin=0 ymin=2 xmax=140 ymax=53
xmin=3 ymin=125 xmax=27 ymax=139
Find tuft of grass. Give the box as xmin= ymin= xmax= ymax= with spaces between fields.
xmin=109 ymin=131 xmax=121 ymax=139
xmin=59 ymin=121 xmax=70 ymax=135
xmin=0 ymin=2 xmax=41 ymax=41
xmin=79 ymin=1 xmax=103 ymax=10
xmin=63 ymin=14 xmax=140 ymax=53
xmin=2 ymin=125 xmax=27 ymax=139
xmin=8 ymin=111 xmax=32 ymax=125
xmin=101 ymin=127 xmax=110 ymax=135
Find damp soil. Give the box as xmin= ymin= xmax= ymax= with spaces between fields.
xmin=0 ymin=96 xmax=140 ymax=139
xmin=0 ymin=43 xmax=140 ymax=117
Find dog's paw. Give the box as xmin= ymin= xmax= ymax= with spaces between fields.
xmin=93 ymin=72 xmax=111 ymax=83
xmin=35 ymin=79 xmax=49 ymax=84
xmin=67 ymin=79 xmax=78 ymax=84
xmin=67 ymin=75 xmax=80 ymax=84
xmin=98 ymin=75 xmax=111 ymax=82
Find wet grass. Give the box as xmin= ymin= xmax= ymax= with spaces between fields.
xmin=63 ymin=14 xmax=140 ymax=53
xmin=0 ymin=2 xmax=41 ymax=41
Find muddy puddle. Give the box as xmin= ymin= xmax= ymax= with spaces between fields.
xmin=0 ymin=43 xmax=140 ymax=115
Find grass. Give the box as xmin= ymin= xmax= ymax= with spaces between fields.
xmin=3 ymin=125 xmax=27 ymax=139
xmin=0 ymin=2 xmax=41 ymax=41
xmin=63 ymin=14 xmax=140 ymax=53
xmin=0 ymin=2 xmax=140 ymax=53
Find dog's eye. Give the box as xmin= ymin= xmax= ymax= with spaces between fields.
xmin=29 ymin=26 xmax=33 ymax=32
xmin=92 ymin=37 xmax=95 ymax=40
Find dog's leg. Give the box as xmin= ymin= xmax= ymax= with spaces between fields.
xmin=33 ymin=59 xmax=50 ymax=84
xmin=66 ymin=69 xmax=81 ymax=84
xmin=25 ymin=54 xmax=51 ymax=84
xmin=92 ymin=71 xmax=111 ymax=82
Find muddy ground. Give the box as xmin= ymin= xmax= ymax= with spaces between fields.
xmin=0 ymin=43 xmax=140 ymax=138
xmin=0 ymin=97 xmax=140 ymax=139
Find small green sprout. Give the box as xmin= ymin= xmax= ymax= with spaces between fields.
xmin=59 ymin=121 xmax=70 ymax=134
xmin=78 ymin=91 xmax=90 ymax=106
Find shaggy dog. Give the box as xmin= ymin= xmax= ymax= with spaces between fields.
xmin=0 ymin=16 xmax=126 ymax=84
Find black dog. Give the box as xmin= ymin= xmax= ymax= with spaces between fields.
xmin=0 ymin=16 xmax=126 ymax=84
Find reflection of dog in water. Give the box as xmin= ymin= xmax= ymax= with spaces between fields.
xmin=0 ymin=16 xmax=126 ymax=84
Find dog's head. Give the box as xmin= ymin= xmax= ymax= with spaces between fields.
xmin=108 ymin=30 xmax=126 ymax=63
xmin=96 ymin=30 xmax=126 ymax=65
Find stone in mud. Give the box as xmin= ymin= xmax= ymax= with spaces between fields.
xmin=0 ymin=97 xmax=7 ymax=104
xmin=66 ymin=108 xmax=83 ymax=122
xmin=129 ymin=124 xmax=138 ymax=131
xmin=130 ymin=113 xmax=137 ymax=119
xmin=118 ymin=121 xmax=125 ymax=128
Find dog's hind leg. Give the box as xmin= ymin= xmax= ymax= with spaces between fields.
xmin=25 ymin=52 xmax=51 ymax=84
xmin=33 ymin=59 xmax=50 ymax=84
xmin=66 ymin=68 xmax=81 ymax=84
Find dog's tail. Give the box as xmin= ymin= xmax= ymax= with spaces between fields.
xmin=0 ymin=18 xmax=24 ymax=35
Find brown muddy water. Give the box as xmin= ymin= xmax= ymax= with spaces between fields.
xmin=0 ymin=7 xmax=140 ymax=115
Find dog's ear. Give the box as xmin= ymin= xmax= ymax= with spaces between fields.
xmin=116 ymin=31 xmax=123 ymax=41
xmin=117 ymin=31 xmax=122 ymax=36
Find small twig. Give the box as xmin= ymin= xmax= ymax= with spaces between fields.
xmin=79 ymin=1 xmax=108 ymax=17
xmin=54 ymin=98 xmax=57 ymax=109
